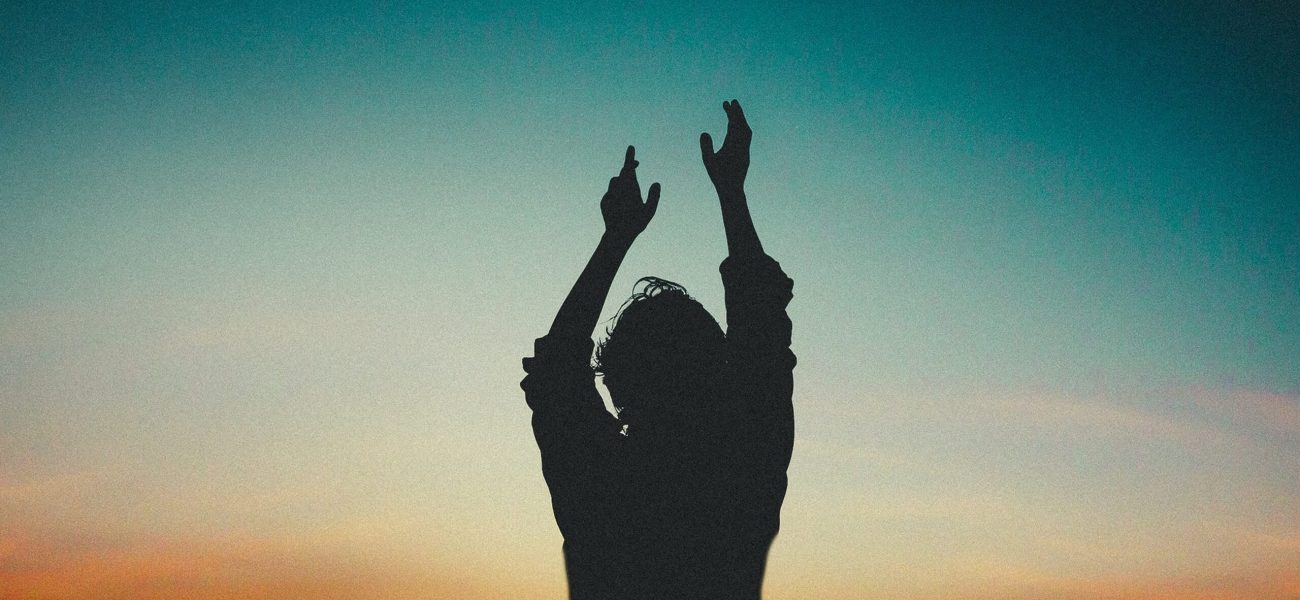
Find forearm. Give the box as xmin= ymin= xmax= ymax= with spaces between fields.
xmin=718 ymin=189 xmax=765 ymax=259
xmin=549 ymin=233 xmax=632 ymax=339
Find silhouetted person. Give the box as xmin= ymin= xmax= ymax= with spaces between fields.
xmin=521 ymin=100 xmax=794 ymax=600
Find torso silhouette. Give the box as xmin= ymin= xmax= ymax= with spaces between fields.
xmin=523 ymin=254 xmax=794 ymax=600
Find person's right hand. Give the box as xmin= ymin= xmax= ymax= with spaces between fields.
xmin=601 ymin=145 xmax=661 ymax=243
xmin=700 ymin=99 xmax=751 ymax=195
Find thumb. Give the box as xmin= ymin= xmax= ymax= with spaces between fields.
xmin=645 ymin=182 xmax=661 ymax=217
xmin=699 ymin=132 xmax=716 ymax=167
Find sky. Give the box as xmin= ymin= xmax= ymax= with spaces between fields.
xmin=2 ymin=1 xmax=1298 ymax=598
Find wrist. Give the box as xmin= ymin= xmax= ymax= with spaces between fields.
xmin=601 ymin=231 xmax=636 ymax=251
xmin=715 ymin=186 xmax=746 ymax=202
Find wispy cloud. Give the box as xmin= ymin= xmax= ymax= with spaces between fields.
xmin=966 ymin=385 xmax=1300 ymax=452
xmin=982 ymin=392 xmax=1230 ymax=445
xmin=1180 ymin=386 xmax=1300 ymax=440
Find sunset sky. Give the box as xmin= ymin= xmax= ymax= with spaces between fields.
xmin=3 ymin=1 xmax=1298 ymax=598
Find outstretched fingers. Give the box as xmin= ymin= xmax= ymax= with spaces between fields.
xmin=724 ymin=99 xmax=747 ymax=124
xmin=725 ymin=99 xmax=751 ymax=143
xmin=622 ymin=145 xmax=639 ymax=174
xmin=602 ymin=145 xmax=659 ymax=240
xmin=611 ymin=145 xmax=642 ymax=198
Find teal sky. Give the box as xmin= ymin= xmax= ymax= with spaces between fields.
xmin=3 ymin=2 xmax=1298 ymax=598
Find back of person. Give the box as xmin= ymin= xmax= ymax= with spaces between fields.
xmin=621 ymin=423 xmax=776 ymax=599
xmin=522 ymin=100 xmax=794 ymax=599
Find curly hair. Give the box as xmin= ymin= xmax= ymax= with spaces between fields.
xmin=594 ymin=277 xmax=726 ymax=412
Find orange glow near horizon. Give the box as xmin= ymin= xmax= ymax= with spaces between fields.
xmin=3 ymin=525 xmax=1297 ymax=600
xmin=0 ymin=527 xmax=564 ymax=600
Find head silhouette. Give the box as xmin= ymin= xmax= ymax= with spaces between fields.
xmin=594 ymin=277 xmax=726 ymax=425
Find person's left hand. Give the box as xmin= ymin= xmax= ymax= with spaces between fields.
xmin=601 ymin=145 xmax=661 ymax=243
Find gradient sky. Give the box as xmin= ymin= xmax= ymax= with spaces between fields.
xmin=3 ymin=2 xmax=1298 ymax=598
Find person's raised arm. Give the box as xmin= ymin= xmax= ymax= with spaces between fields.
xmin=548 ymin=145 xmax=661 ymax=340
xmin=700 ymin=99 xmax=764 ymax=259
xmin=702 ymin=100 xmax=795 ymax=516
xmin=700 ymin=98 xmax=792 ymax=359
xmin=526 ymin=147 xmax=658 ymax=559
